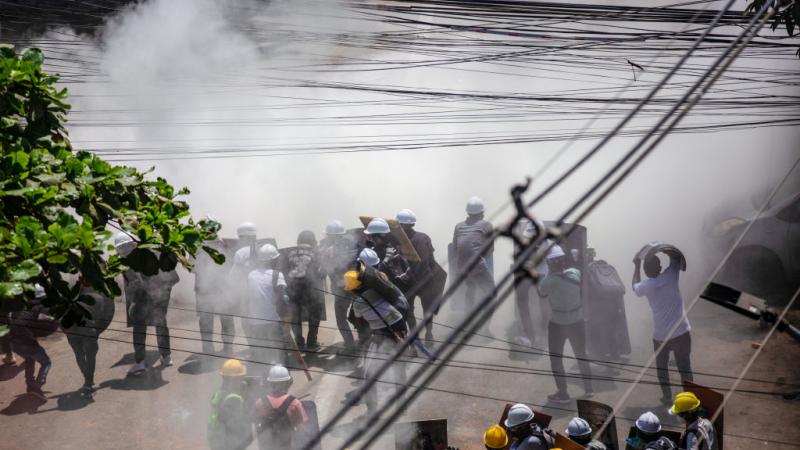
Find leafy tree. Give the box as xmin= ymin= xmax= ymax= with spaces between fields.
xmin=747 ymin=0 xmax=800 ymax=56
xmin=0 ymin=46 xmax=224 ymax=335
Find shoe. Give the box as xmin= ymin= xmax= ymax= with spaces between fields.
xmin=80 ymin=386 xmax=95 ymax=399
xmin=660 ymin=395 xmax=673 ymax=406
xmin=160 ymin=355 xmax=173 ymax=367
xmin=27 ymin=383 xmax=46 ymax=399
xmin=306 ymin=341 xmax=321 ymax=352
xmin=547 ymin=392 xmax=571 ymax=404
xmin=583 ymin=388 xmax=595 ymax=399
xmin=127 ymin=361 xmax=147 ymax=376
xmin=2 ymin=353 xmax=16 ymax=365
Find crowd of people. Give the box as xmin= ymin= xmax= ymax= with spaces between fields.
xmin=0 ymin=195 xmax=710 ymax=449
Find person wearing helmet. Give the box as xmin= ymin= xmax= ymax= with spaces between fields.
xmin=319 ymin=220 xmax=359 ymax=353
xmin=344 ymin=249 xmax=409 ymax=414
xmin=504 ymin=403 xmax=555 ymax=450
xmin=539 ymin=244 xmax=594 ymax=403
xmin=451 ymin=196 xmax=495 ymax=322
xmin=670 ymin=392 xmax=717 ymax=450
xmin=565 ymin=417 xmax=607 ymax=450
xmin=246 ymin=243 xmax=289 ymax=373
xmin=284 ymin=230 xmax=326 ymax=352
xmin=632 ymin=245 xmax=693 ymax=405
xmin=7 ymin=284 xmax=53 ymax=399
xmin=208 ymin=359 xmax=252 ymax=450
xmin=396 ymin=208 xmax=446 ymax=343
xmin=363 ymin=218 xmax=415 ymax=302
xmin=63 ymin=276 xmax=115 ymax=398
xmin=254 ymin=365 xmax=308 ymax=449
xmin=116 ymin=233 xmax=180 ymax=376
xmin=626 ymin=411 xmax=664 ymax=450
xmin=483 ymin=424 xmax=509 ymax=450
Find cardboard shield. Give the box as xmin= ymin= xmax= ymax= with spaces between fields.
xmin=683 ymin=381 xmax=724 ymax=450
xmin=359 ymin=216 xmax=421 ymax=262
xmin=624 ymin=426 xmax=682 ymax=450
xmin=577 ymin=399 xmax=619 ymax=450
xmin=556 ymin=432 xmax=588 ymax=450
xmin=394 ymin=418 xmax=448 ymax=450
xmin=295 ymin=399 xmax=322 ymax=450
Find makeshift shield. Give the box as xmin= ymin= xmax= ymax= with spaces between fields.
xmin=556 ymin=432 xmax=588 ymax=450
xmin=359 ymin=216 xmax=421 ymax=262
xmin=635 ymin=242 xmax=686 ymax=271
xmin=394 ymin=418 xmax=448 ymax=450
xmin=577 ymin=399 xmax=619 ymax=450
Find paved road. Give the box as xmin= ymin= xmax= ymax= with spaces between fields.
xmin=0 ymin=295 xmax=798 ymax=450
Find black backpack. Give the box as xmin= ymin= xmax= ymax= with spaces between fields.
xmin=588 ymin=260 xmax=626 ymax=297
xmin=257 ymin=395 xmax=296 ymax=449
xmin=646 ymin=437 xmax=678 ymax=450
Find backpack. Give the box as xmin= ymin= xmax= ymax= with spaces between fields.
xmin=645 ymin=436 xmax=678 ymax=450
xmin=287 ymin=247 xmax=315 ymax=284
xmin=588 ymin=260 xmax=626 ymax=297
xmin=257 ymin=395 xmax=296 ymax=449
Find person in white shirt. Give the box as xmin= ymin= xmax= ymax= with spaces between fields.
xmin=247 ymin=244 xmax=288 ymax=375
xmin=632 ymin=248 xmax=693 ymax=405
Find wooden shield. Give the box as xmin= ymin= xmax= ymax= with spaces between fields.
xmin=556 ymin=432 xmax=588 ymax=450
xmin=683 ymin=381 xmax=724 ymax=450
xmin=359 ymin=216 xmax=421 ymax=262
xmin=577 ymin=399 xmax=619 ymax=450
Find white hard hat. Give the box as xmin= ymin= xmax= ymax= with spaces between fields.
xmin=325 ymin=220 xmax=346 ymax=236
xmin=114 ymin=232 xmax=134 ymax=248
xmin=358 ymin=248 xmax=380 ymax=267
xmin=364 ymin=218 xmax=390 ymax=235
xmin=636 ymin=411 xmax=662 ymax=434
xmin=236 ymin=222 xmax=257 ymax=238
xmin=546 ymin=244 xmax=565 ymax=260
xmin=34 ymin=284 xmax=46 ymax=299
xmin=396 ymin=209 xmax=417 ymax=225
xmin=566 ymin=417 xmax=592 ymax=438
xmin=504 ymin=403 xmax=534 ymax=428
xmin=466 ymin=196 xmax=485 ymax=215
xmin=266 ymin=364 xmax=292 ymax=383
xmin=257 ymin=243 xmax=280 ymax=262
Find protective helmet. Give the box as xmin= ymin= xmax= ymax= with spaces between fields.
xmin=396 ymin=209 xmax=417 ymax=225
xmin=636 ymin=411 xmax=662 ymax=434
xmin=236 ymin=221 xmax=257 ymax=238
xmin=344 ymin=270 xmax=362 ymax=291
xmin=297 ymin=230 xmax=317 ymax=246
xmin=257 ymin=243 xmax=280 ymax=262
xmin=669 ymin=392 xmax=701 ymax=415
xmin=566 ymin=417 xmax=592 ymax=438
xmin=483 ymin=424 xmax=509 ymax=449
xmin=358 ymin=248 xmax=380 ymax=267
xmin=645 ymin=437 xmax=678 ymax=450
xmin=546 ymin=244 xmax=565 ymax=260
xmin=325 ymin=220 xmax=346 ymax=236
xmin=504 ymin=403 xmax=534 ymax=428
xmin=466 ymin=196 xmax=485 ymax=215
xmin=364 ymin=217 xmax=390 ymax=235
xmin=220 ymin=359 xmax=246 ymax=377
xmin=34 ymin=284 xmax=46 ymax=299
xmin=267 ymin=364 xmax=292 ymax=383
xmin=114 ymin=232 xmax=134 ymax=248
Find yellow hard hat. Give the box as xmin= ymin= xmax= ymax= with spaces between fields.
xmin=483 ymin=424 xmax=509 ymax=449
xmin=220 ymin=359 xmax=246 ymax=377
xmin=669 ymin=391 xmax=701 ymax=415
xmin=344 ymin=270 xmax=362 ymax=292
